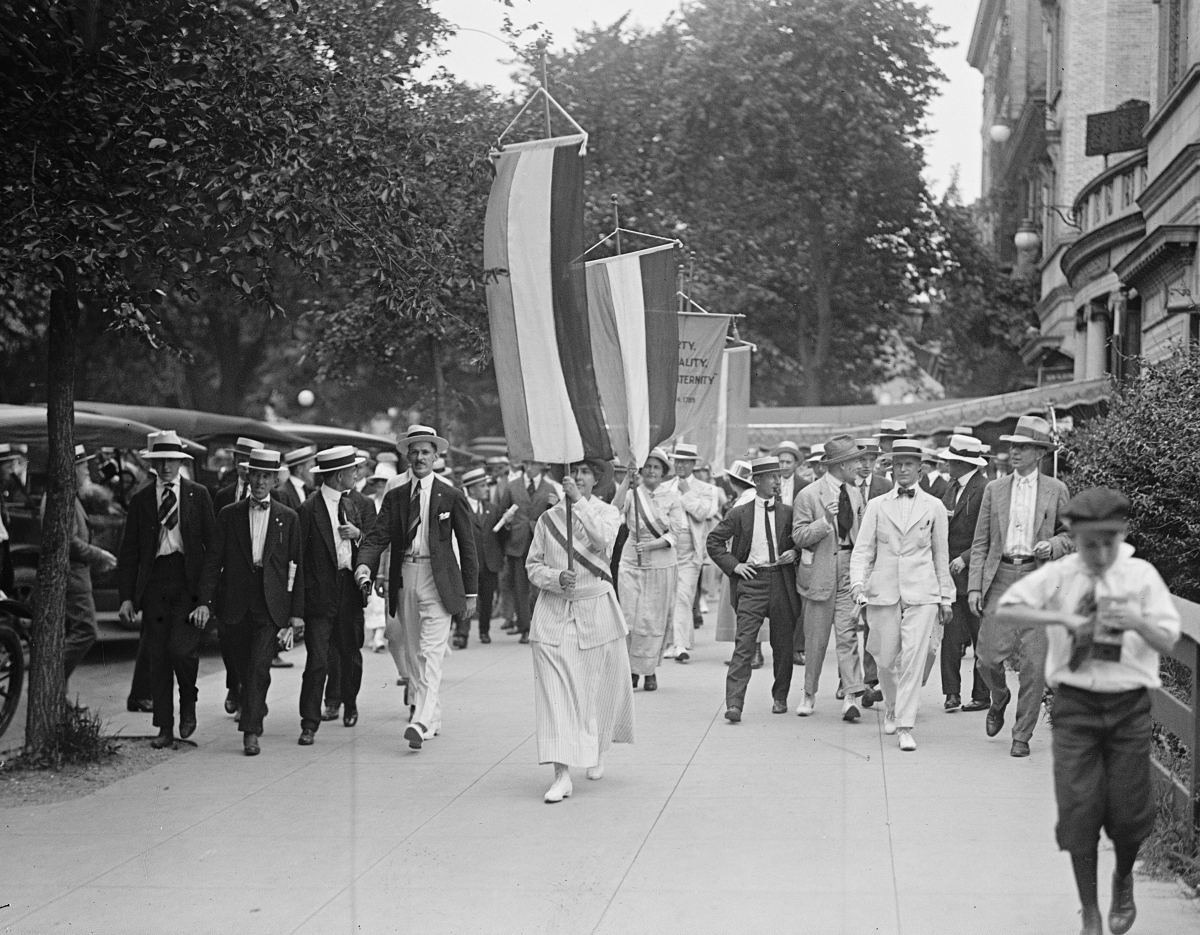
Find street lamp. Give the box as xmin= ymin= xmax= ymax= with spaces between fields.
xmin=1014 ymin=218 xmax=1041 ymax=251
xmin=989 ymin=123 xmax=1012 ymax=144
xmin=297 ymin=389 xmax=315 ymax=408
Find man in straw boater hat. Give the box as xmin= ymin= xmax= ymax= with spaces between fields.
xmin=45 ymin=444 xmax=119 ymax=704
xmin=296 ymin=446 xmax=377 ymax=744
xmin=274 ymin=445 xmax=317 ymax=511
xmin=195 ymin=449 xmax=304 ymax=755
xmin=117 ymin=431 xmax=215 ymax=747
xmin=995 ymin=488 xmax=1180 ymax=935
xmin=497 ymin=458 xmax=560 ymax=643
xmin=356 ymin=425 xmax=478 ymax=750
xmin=850 ymin=438 xmax=954 ymax=751
xmin=968 ymin=414 xmax=1072 ymax=758
xmin=453 ymin=466 xmax=503 ymax=649
xmin=937 ymin=434 xmax=992 ymax=714
xmin=707 ymin=456 xmax=800 ymax=723
xmin=874 ymin=418 xmax=908 ymax=454
xmin=661 ymin=441 xmax=719 ymax=664
xmin=792 ymin=435 xmax=869 ymax=720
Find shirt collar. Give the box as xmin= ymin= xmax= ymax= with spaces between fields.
xmin=157 ymin=476 xmax=179 ymax=492
xmin=320 ymin=483 xmax=342 ymax=504
xmin=958 ymin=469 xmax=977 ymax=487
xmin=1015 ymin=470 xmax=1037 ymax=486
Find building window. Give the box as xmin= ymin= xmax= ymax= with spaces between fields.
xmin=1105 ymin=181 xmax=1114 ymax=217
xmin=1164 ymin=0 xmax=1189 ymax=94
xmin=1093 ymin=194 xmax=1102 ymax=227
xmin=1122 ymin=172 xmax=1134 ymax=208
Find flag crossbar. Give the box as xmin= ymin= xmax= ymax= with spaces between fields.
xmin=495 ymin=86 xmax=588 ymax=152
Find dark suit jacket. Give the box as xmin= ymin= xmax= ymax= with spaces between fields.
xmin=0 ymin=497 xmax=12 ymax=594
xmin=856 ymin=474 xmax=891 ymax=502
xmin=706 ymin=498 xmax=800 ymax=615
xmin=466 ymin=495 xmax=504 ymax=575
xmin=213 ymin=478 xmax=247 ymax=515
xmin=272 ymin=478 xmax=312 ymax=512
xmin=921 ymin=475 xmax=950 ymax=500
xmin=199 ymin=499 xmax=304 ymax=628
xmin=297 ymin=487 xmax=378 ymax=621
xmin=358 ymin=476 xmax=479 ymax=617
xmin=117 ymin=477 xmax=215 ymax=609
xmin=497 ymin=474 xmax=558 ymax=557
xmin=940 ymin=470 xmax=988 ymax=596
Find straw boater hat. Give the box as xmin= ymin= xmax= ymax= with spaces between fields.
xmin=820 ymin=435 xmax=862 ymax=465
xmin=1062 ymin=488 xmax=1130 ymax=532
xmin=284 ymin=444 xmax=317 ymax=468
xmin=726 ymin=460 xmax=754 ymax=489
xmin=142 ymin=430 xmax=193 ymax=460
xmin=877 ymin=419 xmax=908 ymax=439
xmin=246 ymin=449 xmax=282 ymax=473
xmin=672 ymin=441 xmax=699 ymax=461
xmin=806 ymin=443 xmax=826 ymax=463
xmin=73 ymin=443 xmax=96 ymax=464
xmin=952 ymin=425 xmax=974 ymax=436
xmin=999 ymin=415 xmax=1056 ymax=448
xmin=889 ymin=438 xmax=924 ymax=460
xmin=771 ymin=440 xmax=803 ymax=460
xmin=942 ymin=434 xmax=988 ymax=467
xmin=855 ymin=438 xmax=880 ymax=455
xmin=0 ymin=443 xmax=23 ymax=463
xmin=404 ymin=424 xmax=448 ymax=455
xmin=376 ymin=451 xmax=399 ymax=466
xmin=921 ymin=448 xmax=939 ymax=465
xmin=366 ymin=460 xmax=399 ymax=484
xmin=460 ymin=466 xmax=489 ymax=489
xmin=644 ymin=447 xmax=672 ymax=471
xmin=311 ymin=445 xmax=366 ymax=475
xmin=485 ymin=455 xmax=509 ymax=468
xmin=233 ymin=437 xmax=261 ymax=459
xmin=750 ymin=456 xmax=782 ymax=476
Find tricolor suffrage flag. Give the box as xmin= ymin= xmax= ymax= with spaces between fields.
xmin=584 ymin=244 xmax=680 ymax=466
xmin=485 ymin=135 xmax=612 ymax=464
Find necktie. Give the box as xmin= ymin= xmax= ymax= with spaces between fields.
xmin=897 ymin=486 xmax=916 ymax=499
xmin=764 ymin=502 xmax=777 ymax=564
xmin=527 ymin=476 xmax=536 ymax=496
xmin=249 ymin=497 xmax=270 ymax=511
xmin=837 ymin=483 xmax=853 ymax=540
xmin=408 ymin=480 xmax=421 ymax=545
xmin=158 ymin=486 xmax=178 ymax=532
xmin=337 ymin=491 xmax=348 ymax=525
xmin=1068 ymin=584 xmax=1099 ymax=671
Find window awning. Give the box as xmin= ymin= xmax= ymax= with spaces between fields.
xmin=748 ymin=378 xmax=1112 ymax=448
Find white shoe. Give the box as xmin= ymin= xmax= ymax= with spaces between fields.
xmin=544 ymin=766 xmax=572 ymax=803
xmin=586 ymin=755 xmax=605 ymax=781
xmin=883 ymin=706 xmax=897 ymax=735
xmin=796 ymin=693 xmax=815 ymax=716
xmin=841 ymin=694 xmax=861 ymax=722
xmin=663 ymin=647 xmax=679 ymax=659
xmin=898 ymin=730 xmax=916 ymax=751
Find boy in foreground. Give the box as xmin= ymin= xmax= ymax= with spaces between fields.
xmin=996 ymin=488 xmax=1180 ymax=935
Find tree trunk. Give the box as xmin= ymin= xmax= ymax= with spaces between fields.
xmin=430 ymin=335 xmax=444 ymax=434
xmin=26 ymin=258 xmax=77 ymax=753
xmin=796 ymin=204 xmax=834 ymax=406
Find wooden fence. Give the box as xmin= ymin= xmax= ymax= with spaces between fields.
xmin=1150 ymin=596 xmax=1200 ymax=830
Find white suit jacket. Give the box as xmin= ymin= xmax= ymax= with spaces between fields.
xmin=849 ymin=485 xmax=954 ymax=607
xmin=662 ymin=475 xmax=719 ymax=560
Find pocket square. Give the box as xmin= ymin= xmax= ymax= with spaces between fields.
xmin=438 ymin=511 xmax=451 ymax=521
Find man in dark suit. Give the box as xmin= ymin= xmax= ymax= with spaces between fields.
xmin=356 ymin=425 xmax=478 ymax=750
xmin=496 ymin=460 xmax=559 ymax=643
xmin=454 ymin=466 xmax=503 ymax=649
xmin=920 ymin=451 xmax=950 ymax=500
xmin=707 ymin=456 xmax=801 ymax=723
xmin=117 ymin=431 xmax=215 ymax=747
xmin=195 ymin=448 xmax=304 ymax=756
xmin=937 ymin=435 xmax=991 ymax=713
xmin=296 ymin=446 xmax=377 ymax=743
xmin=853 ymin=439 xmax=891 ymax=502
xmin=274 ymin=445 xmax=316 ymax=511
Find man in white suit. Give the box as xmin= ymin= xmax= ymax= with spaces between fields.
xmin=792 ymin=435 xmax=867 ymax=720
xmin=850 ymin=438 xmax=954 ymax=751
xmin=662 ymin=442 xmax=719 ymax=663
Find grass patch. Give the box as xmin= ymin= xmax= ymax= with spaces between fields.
xmin=1139 ymin=791 xmax=1200 ymax=891
xmin=13 ymin=702 xmax=120 ymax=771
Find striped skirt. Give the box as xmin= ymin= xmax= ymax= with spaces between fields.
xmin=533 ymin=623 xmax=635 ymax=767
xmin=620 ymin=564 xmax=677 ymax=675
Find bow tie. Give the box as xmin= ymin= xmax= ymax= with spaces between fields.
xmin=249 ymin=498 xmax=271 ymax=511
xmin=896 ymin=486 xmax=916 ymax=499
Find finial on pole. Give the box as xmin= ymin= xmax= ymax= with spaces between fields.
xmin=537 ymin=38 xmax=552 ymax=137
xmin=611 ymin=194 xmax=621 ymax=255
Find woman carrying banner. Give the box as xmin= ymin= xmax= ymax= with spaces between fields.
xmin=527 ymin=460 xmax=635 ymax=804
xmin=613 ymin=448 xmax=686 ymax=691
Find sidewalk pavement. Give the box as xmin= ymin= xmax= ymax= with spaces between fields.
xmin=2 ymin=615 xmax=1196 ymax=935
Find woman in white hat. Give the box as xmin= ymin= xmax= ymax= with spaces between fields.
xmin=527 ymin=459 xmax=635 ymax=803
xmin=612 ymin=448 xmax=686 ymax=692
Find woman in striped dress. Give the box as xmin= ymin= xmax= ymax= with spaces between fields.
xmin=527 ymin=460 xmax=635 ymax=804
xmin=613 ymin=447 xmax=685 ymax=692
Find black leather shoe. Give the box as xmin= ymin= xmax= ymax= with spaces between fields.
xmin=404 ymin=724 xmax=424 ymax=750
xmin=631 ymin=674 xmax=640 ymax=688
xmin=321 ymin=704 xmax=340 ymax=722
xmin=962 ymin=698 xmax=989 ymax=712
xmin=151 ymin=730 xmax=175 ymax=750
xmin=271 ymin=653 xmax=294 ymax=669
xmin=519 ymin=633 xmax=530 ymax=644
xmin=243 ymin=733 xmax=260 ymax=756
xmin=772 ymin=698 xmax=787 ymax=714
xmin=480 ymin=633 xmax=491 ymax=644
xmin=643 ymin=674 xmax=657 ymax=692
xmin=223 ymin=691 xmax=239 ymax=715
xmin=944 ymin=694 xmax=961 ymax=711
xmin=501 ymin=621 xmax=518 ymax=632
xmin=178 ymin=706 xmax=197 ymax=739
xmin=862 ymin=686 xmax=881 ymax=708
xmin=751 ymin=648 xmax=764 ymax=670
xmin=452 ymin=634 xmax=467 ymax=649
xmin=693 ymin=617 xmax=704 ymax=629
xmin=343 ymin=709 xmax=358 ymax=728
xmin=127 ymin=698 xmax=154 ymax=713
xmin=986 ymin=692 xmax=1010 ymax=737
xmin=725 ymin=707 xmax=741 ymax=723
xmin=675 ymin=651 xmax=689 ymax=663
xmin=1109 ymin=871 xmax=1136 ymax=935
xmin=298 ymin=728 xmax=315 ymax=746
xmin=1010 ymin=739 xmax=1030 ymax=757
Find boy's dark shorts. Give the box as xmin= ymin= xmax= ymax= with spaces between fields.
xmin=1052 ymin=684 xmax=1155 ymax=854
